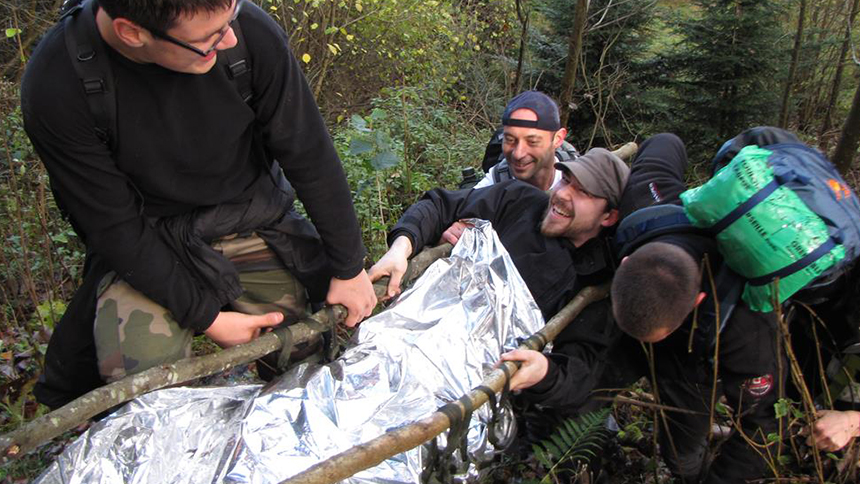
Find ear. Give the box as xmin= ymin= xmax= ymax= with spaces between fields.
xmin=553 ymin=128 xmax=567 ymax=149
xmin=694 ymin=291 xmax=706 ymax=307
xmin=113 ymin=17 xmax=148 ymax=48
xmin=600 ymin=208 xmax=619 ymax=227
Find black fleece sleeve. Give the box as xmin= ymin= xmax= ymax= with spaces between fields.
xmin=246 ymin=4 xmax=365 ymax=279
xmin=520 ymin=299 xmax=619 ymax=408
xmin=21 ymin=26 xmax=221 ymax=332
xmin=388 ymin=180 xmax=545 ymax=255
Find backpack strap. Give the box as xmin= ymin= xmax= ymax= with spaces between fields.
xmin=615 ymin=204 xmax=743 ymax=343
xmin=492 ymin=159 xmax=512 ymax=184
xmin=63 ymin=0 xmax=117 ymax=149
xmin=555 ymin=140 xmax=579 ymax=162
xmin=692 ymin=262 xmax=743 ymax=353
xmin=614 ymin=204 xmax=703 ymax=259
xmin=218 ymin=18 xmax=253 ymax=103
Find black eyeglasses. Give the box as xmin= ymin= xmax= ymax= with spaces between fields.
xmin=149 ymin=0 xmax=243 ymax=57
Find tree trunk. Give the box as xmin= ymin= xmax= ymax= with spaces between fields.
xmin=558 ymin=0 xmax=589 ymax=129
xmin=779 ymin=0 xmax=807 ymax=128
xmin=832 ymin=78 xmax=860 ymax=174
xmin=818 ymin=0 xmax=860 ymax=146
xmin=513 ymin=0 xmax=530 ymax=94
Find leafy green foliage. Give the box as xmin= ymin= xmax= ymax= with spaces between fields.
xmin=334 ymin=84 xmax=485 ymax=260
xmin=531 ymin=408 xmax=611 ymax=482
xmin=774 ymin=398 xmax=804 ymax=420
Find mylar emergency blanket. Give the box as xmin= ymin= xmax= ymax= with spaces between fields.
xmin=35 ymin=219 xmax=544 ymax=484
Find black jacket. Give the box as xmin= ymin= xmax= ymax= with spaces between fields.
xmin=22 ymin=2 xmax=362 ymax=408
xmin=390 ymin=180 xmax=617 ymax=409
xmin=615 ymin=133 xmax=781 ymax=484
xmin=21 ymin=2 xmax=365 ymax=331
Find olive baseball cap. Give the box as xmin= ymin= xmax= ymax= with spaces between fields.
xmin=501 ymin=91 xmax=562 ymax=132
xmin=555 ymin=148 xmax=630 ymax=207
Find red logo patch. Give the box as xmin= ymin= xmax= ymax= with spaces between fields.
xmin=743 ymin=374 xmax=773 ymax=398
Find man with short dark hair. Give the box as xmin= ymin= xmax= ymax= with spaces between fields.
xmin=611 ymin=241 xmax=702 ymax=342
xmin=610 ymin=133 xmax=783 ymax=484
xmin=22 ymin=0 xmax=376 ymax=407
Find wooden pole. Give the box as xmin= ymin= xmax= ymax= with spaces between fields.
xmin=0 ymin=243 xmax=453 ymax=462
xmin=612 ymin=141 xmax=638 ymax=162
xmin=281 ymin=284 xmax=610 ymax=484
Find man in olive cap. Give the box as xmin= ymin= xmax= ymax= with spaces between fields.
xmin=369 ymin=146 xmax=630 ymax=415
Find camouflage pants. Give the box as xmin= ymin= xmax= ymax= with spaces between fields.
xmin=94 ymin=233 xmax=308 ymax=382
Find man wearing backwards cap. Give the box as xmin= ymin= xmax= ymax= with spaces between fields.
xmin=474 ymin=90 xmax=576 ymax=191
xmin=368 ymin=139 xmax=630 ymax=418
xmin=443 ymin=91 xmax=577 ymax=246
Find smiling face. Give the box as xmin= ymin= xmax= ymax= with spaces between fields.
xmin=540 ymin=170 xmax=616 ymax=246
xmin=502 ymin=109 xmax=566 ymax=190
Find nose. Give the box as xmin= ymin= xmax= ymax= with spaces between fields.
xmin=511 ymin=142 xmax=528 ymax=160
xmin=553 ymin=183 xmax=574 ymax=202
xmin=217 ymin=25 xmax=239 ymax=51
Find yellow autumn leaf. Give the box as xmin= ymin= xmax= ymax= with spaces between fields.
xmin=355 ymin=2 xmax=363 ymax=12
xmin=302 ymin=53 xmax=311 ymax=63
xmin=328 ymin=44 xmax=338 ymax=55
xmin=311 ymin=22 xmax=319 ymax=30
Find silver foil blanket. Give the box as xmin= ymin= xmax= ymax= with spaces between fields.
xmin=35 ymin=220 xmax=544 ymax=484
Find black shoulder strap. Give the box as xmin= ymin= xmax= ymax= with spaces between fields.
xmin=614 ymin=204 xmax=704 ymax=259
xmin=63 ymin=0 xmax=117 ymax=149
xmin=218 ymin=18 xmax=253 ymax=103
xmin=690 ymin=262 xmax=743 ymax=353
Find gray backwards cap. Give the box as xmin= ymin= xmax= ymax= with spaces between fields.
xmin=555 ymin=148 xmax=630 ymax=208
xmin=501 ymin=91 xmax=561 ymax=132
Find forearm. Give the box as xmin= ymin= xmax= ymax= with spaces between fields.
xmin=389 ymin=189 xmax=468 ymax=254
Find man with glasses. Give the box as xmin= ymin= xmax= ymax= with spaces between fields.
xmin=21 ymin=0 xmax=376 ymax=408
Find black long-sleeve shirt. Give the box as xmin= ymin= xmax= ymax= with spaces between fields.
xmin=21 ymin=2 xmax=365 ymax=332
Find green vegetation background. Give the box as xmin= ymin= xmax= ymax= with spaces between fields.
xmin=1 ymin=0 xmax=859 ymax=481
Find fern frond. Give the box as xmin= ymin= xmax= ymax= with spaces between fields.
xmin=533 ymin=408 xmax=612 ymax=483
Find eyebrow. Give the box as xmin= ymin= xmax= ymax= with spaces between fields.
xmin=194 ymin=0 xmax=237 ymax=41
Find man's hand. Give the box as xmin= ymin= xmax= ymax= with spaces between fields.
xmin=205 ymin=311 xmax=284 ymax=348
xmin=327 ymin=269 xmax=377 ymax=327
xmin=438 ymin=220 xmax=473 ymax=246
xmin=499 ymin=349 xmax=549 ymax=391
xmin=808 ymin=410 xmax=860 ymax=451
xmin=367 ymin=236 xmax=413 ymax=300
